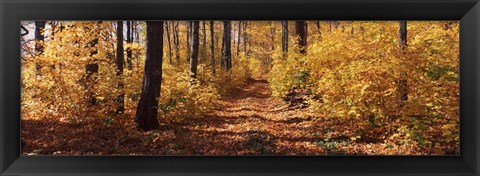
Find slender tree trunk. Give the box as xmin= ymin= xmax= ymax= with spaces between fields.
xmin=222 ymin=21 xmax=232 ymax=70
xmin=316 ymin=21 xmax=321 ymax=34
xmin=166 ymin=21 xmax=173 ymax=64
xmin=135 ymin=21 xmax=163 ymax=131
xmin=397 ymin=20 xmax=408 ymax=101
xmin=189 ymin=21 xmax=200 ymax=83
xmin=116 ymin=21 xmax=125 ymax=113
xmin=187 ymin=21 xmax=191 ymax=62
xmin=126 ymin=21 xmax=133 ymax=70
xmin=173 ymin=21 xmax=180 ymax=64
xmin=84 ymin=22 xmax=102 ymax=106
xmin=270 ymin=22 xmax=276 ymax=51
xmin=243 ymin=22 xmax=247 ymax=55
xmin=210 ymin=21 xmax=216 ymax=76
xmin=35 ymin=21 xmax=46 ymax=76
xmin=236 ymin=21 xmax=242 ymax=57
xmin=295 ymin=21 xmax=307 ymax=54
xmin=203 ymin=21 xmax=208 ymax=63
xmin=282 ymin=21 xmax=289 ymax=56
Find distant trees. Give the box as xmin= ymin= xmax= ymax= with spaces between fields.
xmin=126 ymin=21 xmax=133 ymax=70
xmin=221 ymin=21 xmax=232 ymax=70
xmin=295 ymin=21 xmax=307 ymax=54
xmin=135 ymin=21 xmax=164 ymax=131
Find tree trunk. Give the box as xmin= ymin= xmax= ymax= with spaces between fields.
xmin=203 ymin=21 xmax=208 ymax=63
xmin=84 ymin=22 xmax=102 ymax=106
xmin=222 ymin=21 xmax=232 ymax=70
xmin=397 ymin=20 xmax=408 ymax=101
xmin=243 ymin=22 xmax=248 ymax=55
xmin=116 ymin=21 xmax=125 ymax=113
xmin=166 ymin=21 xmax=173 ymax=64
xmin=295 ymin=21 xmax=307 ymax=54
xmin=189 ymin=21 xmax=200 ymax=82
xmin=135 ymin=21 xmax=163 ymax=131
xmin=187 ymin=21 xmax=191 ymax=62
xmin=282 ymin=21 xmax=289 ymax=55
xmin=236 ymin=21 xmax=242 ymax=57
xmin=210 ymin=21 xmax=216 ymax=76
xmin=173 ymin=21 xmax=180 ymax=64
xmin=35 ymin=21 xmax=46 ymax=76
xmin=126 ymin=21 xmax=133 ymax=70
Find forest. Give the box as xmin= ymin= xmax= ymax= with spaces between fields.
xmin=20 ymin=21 xmax=459 ymax=155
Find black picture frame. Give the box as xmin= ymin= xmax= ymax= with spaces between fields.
xmin=1 ymin=0 xmax=479 ymax=175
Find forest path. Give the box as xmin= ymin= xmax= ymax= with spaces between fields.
xmin=176 ymin=75 xmax=326 ymax=155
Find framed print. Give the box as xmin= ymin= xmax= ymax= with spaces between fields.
xmin=1 ymin=0 xmax=479 ymax=175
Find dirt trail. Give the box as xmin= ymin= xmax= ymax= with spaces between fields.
xmin=175 ymin=75 xmax=326 ymax=155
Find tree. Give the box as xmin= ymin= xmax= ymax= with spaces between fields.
xmin=236 ymin=21 xmax=242 ymax=57
xmin=84 ymin=22 xmax=102 ymax=105
xmin=397 ymin=20 xmax=408 ymax=101
xmin=295 ymin=21 xmax=307 ymax=54
xmin=210 ymin=21 xmax=216 ymax=75
xmin=166 ymin=21 xmax=173 ymax=64
xmin=282 ymin=21 xmax=288 ymax=55
xmin=116 ymin=21 xmax=125 ymax=113
xmin=173 ymin=21 xmax=180 ymax=64
xmin=221 ymin=21 xmax=232 ymax=70
xmin=189 ymin=21 xmax=200 ymax=82
xmin=126 ymin=21 xmax=133 ymax=70
xmin=135 ymin=21 xmax=164 ymax=131
xmin=35 ymin=21 xmax=46 ymax=76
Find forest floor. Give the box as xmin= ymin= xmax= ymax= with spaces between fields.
xmin=22 ymin=75 xmax=426 ymax=155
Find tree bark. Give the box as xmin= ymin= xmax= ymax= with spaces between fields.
xmin=221 ymin=21 xmax=232 ymax=70
xmin=236 ymin=21 xmax=242 ymax=57
xmin=210 ymin=21 xmax=216 ymax=76
xmin=187 ymin=21 xmax=191 ymax=62
xmin=282 ymin=21 xmax=289 ymax=55
xmin=166 ymin=21 xmax=173 ymax=64
xmin=135 ymin=21 xmax=163 ymax=131
xmin=173 ymin=21 xmax=180 ymax=64
xmin=35 ymin=21 xmax=46 ymax=76
xmin=397 ymin=20 xmax=408 ymax=101
xmin=126 ymin=21 xmax=133 ymax=70
xmin=84 ymin=22 xmax=102 ymax=106
xmin=116 ymin=21 xmax=125 ymax=113
xmin=189 ymin=21 xmax=200 ymax=82
xmin=295 ymin=21 xmax=307 ymax=54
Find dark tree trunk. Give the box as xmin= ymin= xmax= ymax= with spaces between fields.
xmin=210 ymin=21 xmax=216 ymax=76
xmin=116 ymin=21 xmax=125 ymax=113
xmin=203 ymin=21 xmax=208 ymax=63
xmin=166 ymin=21 xmax=173 ymax=64
xmin=84 ymin=22 xmax=102 ymax=106
xmin=295 ymin=21 xmax=307 ymax=54
xmin=221 ymin=21 xmax=232 ymax=70
xmin=243 ymin=22 xmax=248 ymax=55
xmin=35 ymin=21 xmax=46 ymax=76
xmin=236 ymin=21 xmax=242 ymax=57
xmin=282 ymin=21 xmax=289 ymax=55
xmin=397 ymin=20 xmax=408 ymax=101
xmin=173 ymin=21 xmax=180 ymax=64
xmin=316 ymin=21 xmax=321 ymax=35
xmin=187 ymin=21 xmax=191 ymax=62
xmin=126 ymin=21 xmax=133 ymax=70
xmin=189 ymin=21 xmax=200 ymax=82
xmin=399 ymin=21 xmax=407 ymax=50
xmin=135 ymin=21 xmax=163 ymax=131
